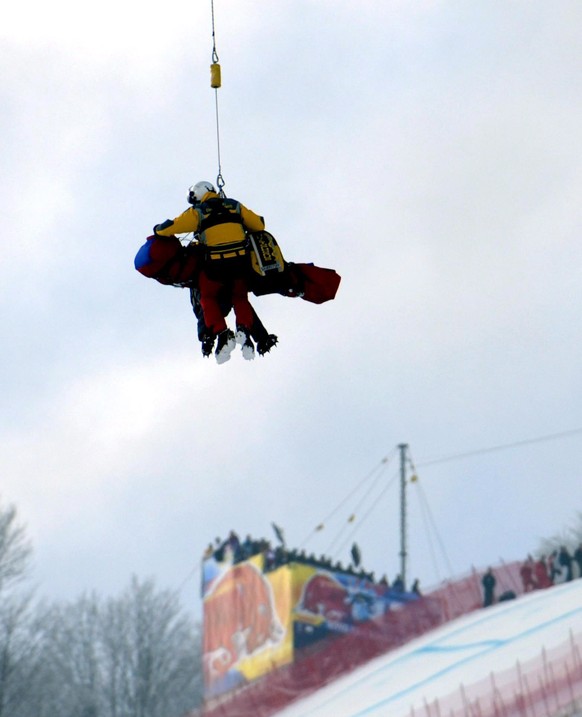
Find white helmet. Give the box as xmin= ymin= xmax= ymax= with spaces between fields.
xmin=188 ymin=180 xmax=216 ymax=204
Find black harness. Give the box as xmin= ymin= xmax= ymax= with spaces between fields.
xmin=198 ymin=197 xmax=248 ymax=259
xmin=199 ymin=198 xmax=244 ymax=232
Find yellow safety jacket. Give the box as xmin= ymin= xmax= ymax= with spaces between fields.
xmin=156 ymin=191 xmax=265 ymax=260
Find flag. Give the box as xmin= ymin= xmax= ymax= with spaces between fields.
xmin=272 ymin=522 xmax=286 ymax=546
xmin=351 ymin=542 xmax=361 ymax=567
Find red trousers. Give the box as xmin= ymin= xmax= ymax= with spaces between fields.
xmin=198 ymin=269 xmax=254 ymax=335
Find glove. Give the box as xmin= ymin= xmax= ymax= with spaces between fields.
xmin=153 ymin=219 xmax=174 ymax=235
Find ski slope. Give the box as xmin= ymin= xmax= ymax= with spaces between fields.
xmin=275 ymin=579 xmax=582 ymax=717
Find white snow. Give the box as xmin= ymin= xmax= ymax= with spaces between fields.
xmin=275 ymin=580 xmax=582 ymax=717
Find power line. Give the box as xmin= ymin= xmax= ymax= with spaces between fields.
xmin=416 ymin=427 xmax=582 ymax=468
xmin=298 ymin=428 xmax=581 ymax=583
xmin=175 ymin=562 xmax=201 ymax=602
xmin=328 ymin=469 xmax=400 ymax=561
xmin=300 ymin=448 xmax=397 ymax=548
xmin=414 ymin=478 xmax=455 ymax=580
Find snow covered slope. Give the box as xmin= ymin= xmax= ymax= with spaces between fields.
xmin=275 ymin=580 xmax=582 ymax=717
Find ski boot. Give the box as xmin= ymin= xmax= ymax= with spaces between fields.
xmin=235 ymin=327 xmax=255 ymax=361
xmin=215 ymin=329 xmax=236 ymax=364
xmin=200 ymin=332 xmax=215 ymax=358
xmin=256 ymin=334 xmax=278 ymax=356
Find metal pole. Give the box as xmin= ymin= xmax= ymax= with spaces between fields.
xmin=398 ymin=443 xmax=408 ymax=589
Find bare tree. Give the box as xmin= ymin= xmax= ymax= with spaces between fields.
xmin=36 ymin=594 xmax=105 ymax=717
xmin=0 ymin=499 xmax=203 ymax=717
xmin=39 ymin=577 xmax=203 ymax=717
xmin=0 ymin=502 xmax=31 ymax=590
xmin=0 ymin=499 xmax=41 ymax=717
xmin=538 ymin=511 xmax=582 ymax=557
xmin=101 ymin=576 xmax=202 ymax=717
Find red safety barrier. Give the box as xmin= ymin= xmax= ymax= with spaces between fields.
xmin=188 ymin=562 xmax=526 ymax=717
xmin=400 ymin=631 xmax=582 ymax=717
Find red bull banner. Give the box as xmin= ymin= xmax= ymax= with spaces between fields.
xmin=292 ymin=563 xmax=418 ymax=648
xmin=202 ymin=554 xmax=294 ymax=698
xmin=202 ymin=553 xmax=419 ymax=699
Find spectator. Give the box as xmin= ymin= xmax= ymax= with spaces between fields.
xmin=574 ymin=544 xmax=582 ymax=579
xmin=482 ymin=567 xmax=496 ymax=607
xmin=392 ymin=575 xmax=404 ymax=592
xmin=351 ymin=543 xmax=362 ymax=568
xmin=520 ymin=556 xmax=537 ymax=592
xmin=558 ymin=545 xmax=574 ymax=582
xmin=274 ymin=545 xmax=288 ymax=568
xmin=213 ymin=537 xmax=225 ymax=562
xmin=287 ymin=548 xmax=298 ymax=562
xmin=534 ymin=555 xmax=552 ymax=588
xmin=548 ymin=550 xmax=561 ymax=583
xmin=227 ymin=530 xmax=241 ymax=557
xmin=240 ymin=534 xmax=255 ymax=560
xmin=263 ymin=541 xmax=276 ymax=571
xmin=412 ymin=579 xmax=422 ymax=596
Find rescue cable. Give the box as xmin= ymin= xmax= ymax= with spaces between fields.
xmin=209 ymin=0 xmax=225 ymax=196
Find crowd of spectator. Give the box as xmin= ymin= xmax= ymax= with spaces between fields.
xmin=206 ymin=532 xmax=582 ymax=607
xmin=203 ymin=530 xmax=418 ymax=593
xmin=481 ymin=543 xmax=582 ymax=608
xmin=519 ymin=544 xmax=582 ymax=590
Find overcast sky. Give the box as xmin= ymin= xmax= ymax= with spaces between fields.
xmin=2 ymin=1 xmax=582 ymax=619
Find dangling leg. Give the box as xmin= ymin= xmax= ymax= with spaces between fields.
xmin=231 ymin=278 xmax=258 ymax=360
xmin=198 ymin=271 xmax=228 ymax=334
xmin=231 ymin=278 xmax=254 ymax=332
xmin=246 ymin=305 xmax=278 ymax=356
xmin=190 ymin=288 xmax=214 ymax=357
xmin=198 ymin=271 xmax=235 ymax=364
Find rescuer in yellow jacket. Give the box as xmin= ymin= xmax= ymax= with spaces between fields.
xmin=154 ymin=181 xmax=266 ymax=363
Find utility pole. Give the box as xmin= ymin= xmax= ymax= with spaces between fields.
xmin=398 ymin=443 xmax=408 ymax=590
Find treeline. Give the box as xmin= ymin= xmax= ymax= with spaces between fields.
xmin=0 ymin=499 xmax=203 ymax=717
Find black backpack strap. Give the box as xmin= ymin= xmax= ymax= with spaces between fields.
xmin=199 ymin=198 xmax=244 ymax=232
